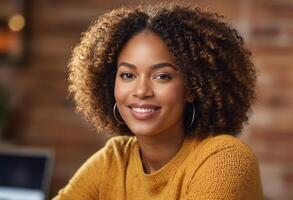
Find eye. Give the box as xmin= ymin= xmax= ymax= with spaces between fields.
xmin=119 ymin=72 xmax=135 ymax=80
xmin=153 ymin=73 xmax=172 ymax=81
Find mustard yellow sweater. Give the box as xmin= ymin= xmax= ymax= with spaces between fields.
xmin=53 ymin=134 xmax=264 ymax=200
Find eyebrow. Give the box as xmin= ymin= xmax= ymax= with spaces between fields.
xmin=118 ymin=62 xmax=177 ymax=70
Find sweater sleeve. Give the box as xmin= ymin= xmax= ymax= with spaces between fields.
xmin=187 ymin=144 xmax=264 ymax=200
xmin=52 ymin=144 xmax=109 ymax=200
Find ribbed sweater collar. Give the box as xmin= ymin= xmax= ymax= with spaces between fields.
xmin=133 ymin=134 xmax=196 ymax=185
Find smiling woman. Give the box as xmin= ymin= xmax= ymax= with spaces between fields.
xmin=115 ymin=30 xmax=190 ymax=140
xmin=53 ymin=2 xmax=264 ymax=200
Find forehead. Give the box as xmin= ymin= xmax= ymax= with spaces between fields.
xmin=117 ymin=30 xmax=176 ymax=65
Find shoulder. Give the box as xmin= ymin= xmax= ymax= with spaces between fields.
xmin=101 ymin=135 xmax=136 ymax=158
xmin=104 ymin=135 xmax=136 ymax=150
xmin=73 ymin=136 xmax=135 ymax=176
xmin=187 ymin=135 xmax=264 ymax=198
xmin=190 ymin=134 xmax=260 ymax=172
xmin=197 ymin=134 xmax=257 ymax=159
xmin=77 ymin=135 xmax=135 ymax=167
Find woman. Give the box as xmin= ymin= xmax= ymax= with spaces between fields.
xmin=54 ymin=3 xmax=264 ymax=200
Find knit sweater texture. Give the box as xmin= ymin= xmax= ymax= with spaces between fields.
xmin=53 ymin=134 xmax=264 ymax=200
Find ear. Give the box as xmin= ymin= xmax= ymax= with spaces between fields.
xmin=185 ymin=89 xmax=194 ymax=103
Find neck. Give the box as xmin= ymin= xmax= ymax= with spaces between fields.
xmin=136 ymin=129 xmax=185 ymax=174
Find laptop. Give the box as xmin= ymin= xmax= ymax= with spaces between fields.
xmin=0 ymin=145 xmax=54 ymax=200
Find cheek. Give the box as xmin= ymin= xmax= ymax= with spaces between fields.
xmin=114 ymin=79 xmax=130 ymax=103
xmin=156 ymin=82 xmax=187 ymax=106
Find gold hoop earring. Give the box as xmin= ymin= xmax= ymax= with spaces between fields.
xmin=113 ymin=103 xmax=125 ymax=125
xmin=187 ymin=103 xmax=195 ymax=128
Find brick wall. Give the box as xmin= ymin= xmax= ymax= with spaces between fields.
xmin=0 ymin=0 xmax=292 ymax=199
xmin=242 ymin=0 xmax=293 ymax=199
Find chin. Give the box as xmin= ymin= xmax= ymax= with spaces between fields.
xmin=128 ymin=123 xmax=159 ymax=137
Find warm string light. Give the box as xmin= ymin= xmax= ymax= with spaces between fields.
xmin=8 ymin=14 xmax=25 ymax=31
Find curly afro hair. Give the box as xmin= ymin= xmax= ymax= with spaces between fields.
xmin=68 ymin=3 xmax=257 ymax=139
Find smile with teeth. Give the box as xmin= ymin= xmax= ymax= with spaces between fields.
xmin=132 ymin=107 xmax=156 ymax=113
xmin=128 ymin=105 xmax=160 ymax=120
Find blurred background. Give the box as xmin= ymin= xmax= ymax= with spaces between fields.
xmin=0 ymin=0 xmax=292 ymax=199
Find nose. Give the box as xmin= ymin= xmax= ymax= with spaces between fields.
xmin=133 ymin=76 xmax=154 ymax=99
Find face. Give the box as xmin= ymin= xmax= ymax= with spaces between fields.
xmin=114 ymin=30 xmax=192 ymax=138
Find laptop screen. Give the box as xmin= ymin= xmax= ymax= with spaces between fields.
xmin=0 ymin=146 xmax=53 ymax=200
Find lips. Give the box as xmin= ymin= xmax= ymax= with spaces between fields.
xmin=128 ymin=103 xmax=161 ymax=109
xmin=128 ymin=103 xmax=161 ymax=120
